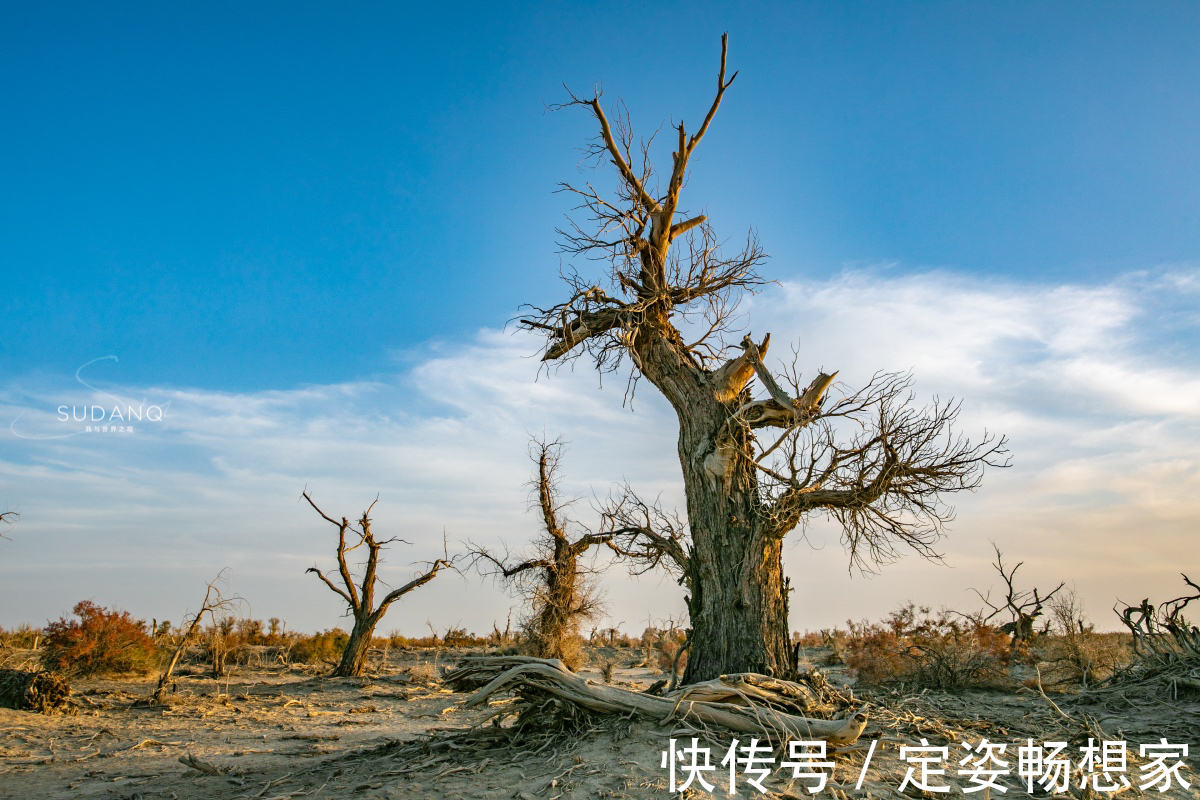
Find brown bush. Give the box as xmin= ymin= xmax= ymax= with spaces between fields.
xmin=844 ymin=604 xmax=1012 ymax=691
xmin=41 ymin=601 xmax=158 ymax=676
xmin=1039 ymin=590 xmax=1131 ymax=686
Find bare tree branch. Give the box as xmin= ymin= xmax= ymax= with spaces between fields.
xmin=970 ymin=543 xmax=1063 ymax=650
xmin=154 ymin=570 xmax=246 ymax=703
xmin=599 ymin=483 xmax=689 ymax=577
xmin=0 ymin=508 xmax=16 ymax=542
xmin=753 ymin=373 xmax=1009 ymax=566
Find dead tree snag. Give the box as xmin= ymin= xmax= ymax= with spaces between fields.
xmin=973 ymin=543 xmax=1064 ymax=652
xmin=155 ymin=571 xmax=244 ymax=703
xmin=521 ymin=34 xmax=1008 ymax=682
xmin=303 ymin=490 xmax=453 ymax=677
xmin=470 ymin=439 xmax=616 ymax=668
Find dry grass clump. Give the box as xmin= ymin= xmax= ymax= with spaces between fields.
xmin=1037 ymin=589 xmax=1131 ymax=687
xmin=0 ymin=624 xmax=42 ymax=650
xmin=41 ymin=601 xmax=159 ymax=677
xmin=401 ymin=662 xmax=443 ymax=686
xmin=521 ymin=629 xmax=586 ymax=671
xmin=843 ymin=603 xmax=1013 ymax=691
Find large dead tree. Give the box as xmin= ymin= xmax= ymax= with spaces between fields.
xmin=470 ymin=439 xmax=615 ymax=668
xmin=521 ymin=35 xmax=1008 ymax=683
xmin=303 ymin=491 xmax=452 ymax=677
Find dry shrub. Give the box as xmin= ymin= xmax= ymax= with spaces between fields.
xmin=290 ymin=629 xmax=350 ymax=664
xmin=203 ymin=615 xmax=243 ymax=677
xmin=42 ymin=601 xmax=158 ymax=676
xmin=653 ymin=630 xmax=688 ymax=675
xmin=521 ymin=629 xmax=585 ymax=671
xmin=845 ymin=604 xmax=1012 ymax=691
xmin=403 ymin=663 xmax=442 ymax=686
xmin=792 ymin=630 xmax=826 ymax=648
xmin=0 ymin=624 xmax=42 ymax=650
xmin=1039 ymin=589 xmax=1131 ymax=687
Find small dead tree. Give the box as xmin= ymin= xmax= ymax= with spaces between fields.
xmin=973 ymin=542 xmax=1064 ymax=652
xmin=470 ymin=439 xmax=616 ymax=668
xmin=304 ymin=490 xmax=453 ymax=677
xmin=155 ymin=571 xmax=244 ymax=703
xmin=520 ymin=35 xmax=1008 ymax=681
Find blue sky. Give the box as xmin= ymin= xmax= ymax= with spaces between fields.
xmin=2 ymin=3 xmax=1198 ymax=635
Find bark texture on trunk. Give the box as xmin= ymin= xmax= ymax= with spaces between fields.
xmin=647 ymin=343 xmax=792 ymax=683
xmin=332 ymin=616 xmax=376 ymax=677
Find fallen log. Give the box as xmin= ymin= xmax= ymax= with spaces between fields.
xmin=455 ymin=657 xmax=868 ymax=744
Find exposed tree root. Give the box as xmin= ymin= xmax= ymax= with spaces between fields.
xmin=444 ymin=655 xmax=868 ymax=744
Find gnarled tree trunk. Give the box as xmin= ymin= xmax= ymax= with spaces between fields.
xmin=659 ymin=359 xmax=792 ymax=681
xmin=522 ymin=35 xmax=1007 ymax=683
xmin=333 ymin=615 xmax=378 ymax=677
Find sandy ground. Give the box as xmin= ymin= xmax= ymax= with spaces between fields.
xmin=2 ymin=647 xmax=1197 ymax=799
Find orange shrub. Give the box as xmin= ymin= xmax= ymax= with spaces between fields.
xmin=42 ymin=601 xmax=158 ymax=676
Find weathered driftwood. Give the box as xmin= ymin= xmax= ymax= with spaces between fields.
xmin=674 ymin=672 xmax=823 ymax=714
xmin=451 ymin=657 xmax=867 ymax=744
xmin=0 ymin=668 xmax=71 ymax=713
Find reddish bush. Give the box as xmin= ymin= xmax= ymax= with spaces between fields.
xmin=42 ymin=601 xmax=158 ymax=676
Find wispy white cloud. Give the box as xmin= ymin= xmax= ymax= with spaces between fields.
xmin=1 ymin=267 xmax=1196 ymax=634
